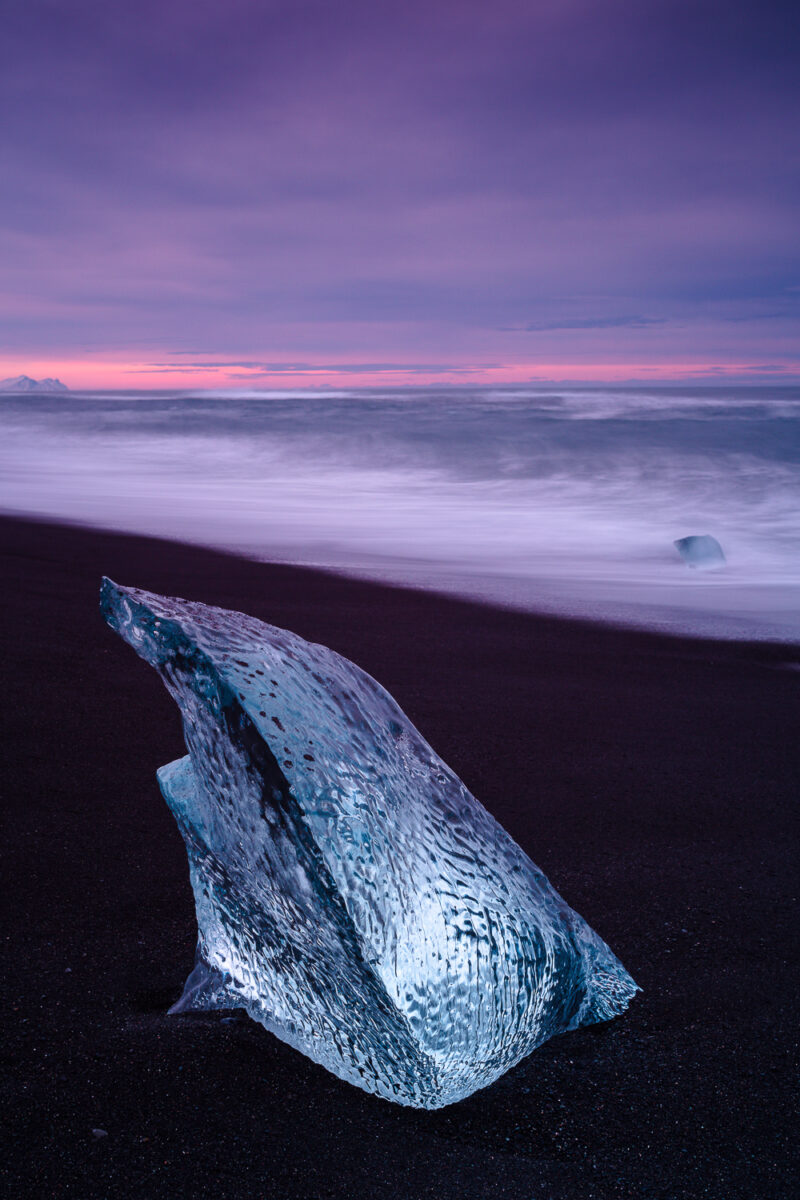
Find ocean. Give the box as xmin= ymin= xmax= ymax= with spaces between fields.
xmin=2 ymin=384 xmax=798 ymax=640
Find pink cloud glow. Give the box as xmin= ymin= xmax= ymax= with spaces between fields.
xmin=4 ymin=354 xmax=798 ymax=391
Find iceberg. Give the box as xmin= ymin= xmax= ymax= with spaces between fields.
xmin=674 ymin=534 xmax=726 ymax=570
xmin=0 ymin=374 xmax=68 ymax=393
xmin=101 ymin=578 xmax=638 ymax=1108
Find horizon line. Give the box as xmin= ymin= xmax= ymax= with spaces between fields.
xmin=3 ymin=359 xmax=800 ymax=391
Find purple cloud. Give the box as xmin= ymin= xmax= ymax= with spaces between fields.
xmin=1 ymin=0 xmax=797 ymax=376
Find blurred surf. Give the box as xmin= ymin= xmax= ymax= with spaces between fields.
xmin=1 ymin=385 xmax=798 ymax=640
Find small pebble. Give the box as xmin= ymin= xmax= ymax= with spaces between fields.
xmin=91 ymin=1128 xmax=108 ymax=1139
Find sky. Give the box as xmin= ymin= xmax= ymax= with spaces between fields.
xmin=1 ymin=0 xmax=798 ymax=389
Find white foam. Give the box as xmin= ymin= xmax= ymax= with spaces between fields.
xmin=2 ymin=386 xmax=798 ymax=641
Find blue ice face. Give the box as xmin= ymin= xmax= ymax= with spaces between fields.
xmin=674 ymin=534 xmax=726 ymax=570
xmin=101 ymin=577 xmax=638 ymax=1108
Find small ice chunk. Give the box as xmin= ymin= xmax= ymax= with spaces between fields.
xmin=100 ymin=577 xmax=638 ymax=1109
xmin=674 ymin=534 xmax=726 ymax=570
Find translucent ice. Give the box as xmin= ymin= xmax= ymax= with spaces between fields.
xmin=101 ymin=578 xmax=638 ymax=1108
xmin=674 ymin=534 xmax=726 ymax=570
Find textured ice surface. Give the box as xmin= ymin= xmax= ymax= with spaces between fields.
xmin=101 ymin=578 xmax=638 ymax=1108
xmin=674 ymin=534 xmax=726 ymax=570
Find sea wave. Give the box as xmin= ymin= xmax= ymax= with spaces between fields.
xmin=2 ymin=385 xmax=798 ymax=639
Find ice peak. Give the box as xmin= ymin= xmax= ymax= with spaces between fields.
xmin=0 ymin=374 xmax=69 ymax=393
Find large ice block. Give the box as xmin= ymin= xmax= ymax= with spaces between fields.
xmin=101 ymin=578 xmax=638 ymax=1108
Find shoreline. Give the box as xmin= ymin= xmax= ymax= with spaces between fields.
xmin=3 ymin=514 xmax=798 ymax=1199
xmin=4 ymin=508 xmax=800 ymax=647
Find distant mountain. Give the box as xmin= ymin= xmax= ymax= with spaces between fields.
xmin=0 ymin=374 xmax=69 ymax=393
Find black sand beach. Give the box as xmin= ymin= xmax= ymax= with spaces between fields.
xmin=3 ymin=514 xmax=798 ymax=1199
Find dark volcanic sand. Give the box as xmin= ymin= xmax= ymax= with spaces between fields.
xmin=2 ymin=515 xmax=798 ymax=1200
